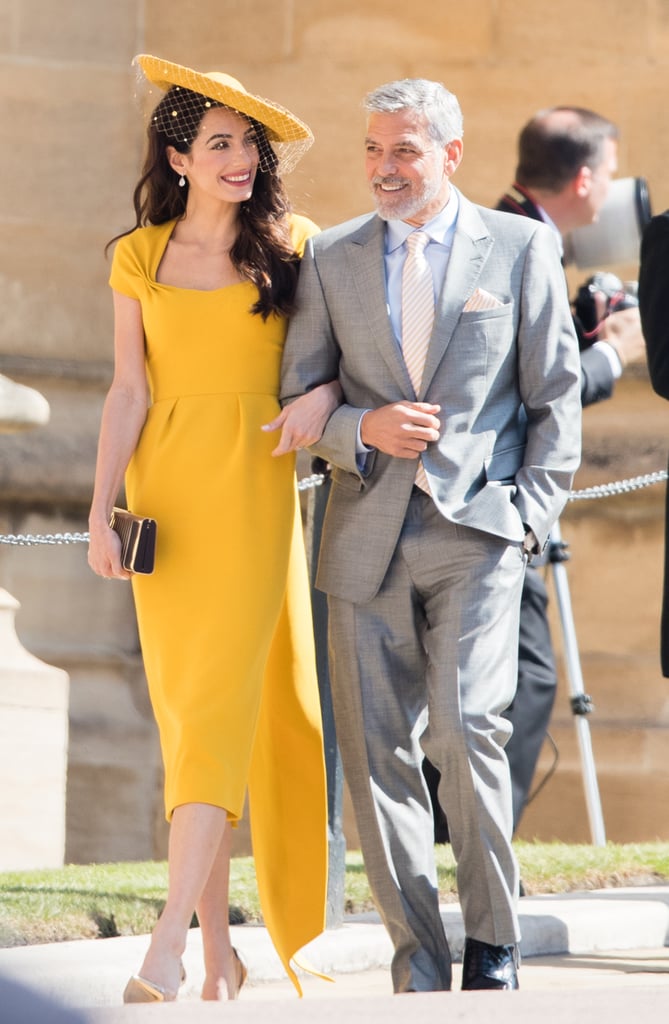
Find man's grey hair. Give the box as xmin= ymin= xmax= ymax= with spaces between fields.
xmin=364 ymin=79 xmax=464 ymax=146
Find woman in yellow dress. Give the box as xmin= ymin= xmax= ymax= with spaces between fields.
xmin=87 ymin=55 xmax=338 ymax=1004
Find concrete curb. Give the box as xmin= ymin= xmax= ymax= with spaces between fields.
xmin=0 ymin=887 xmax=667 ymax=1009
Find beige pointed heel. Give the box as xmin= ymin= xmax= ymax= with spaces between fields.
xmin=122 ymin=960 xmax=186 ymax=1003
xmin=123 ymin=975 xmax=173 ymax=1003
xmin=233 ymin=947 xmax=248 ymax=998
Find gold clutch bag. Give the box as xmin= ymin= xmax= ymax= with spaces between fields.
xmin=109 ymin=507 xmax=157 ymax=575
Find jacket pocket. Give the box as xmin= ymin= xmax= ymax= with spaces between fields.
xmin=460 ymin=301 xmax=513 ymax=322
xmin=484 ymin=443 xmax=525 ymax=483
xmin=331 ymin=466 xmax=364 ymax=492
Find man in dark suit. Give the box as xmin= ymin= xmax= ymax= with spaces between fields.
xmin=280 ymin=79 xmax=581 ymax=993
xmin=639 ymin=211 xmax=669 ymax=676
xmin=496 ymin=107 xmax=645 ymax=829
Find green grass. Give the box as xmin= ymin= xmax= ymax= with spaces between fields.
xmin=1 ymin=842 xmax=668 ymax=948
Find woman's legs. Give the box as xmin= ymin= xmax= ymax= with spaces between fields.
xmin=196 ymin=823 xmax=244 ymax=999
xmin=135 ymin=802 xmax=234 ymax=999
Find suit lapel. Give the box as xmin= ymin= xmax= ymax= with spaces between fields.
xmin=342 ymin=201 xmax=496 ymax=400
xmin=346 ymin=216 xmax=415 ymax=395
xmin=420 ymin=195 xmax=494 ymax=398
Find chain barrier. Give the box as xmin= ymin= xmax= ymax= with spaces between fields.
xmin=0 ymin=473 xmax=327 ymax=547
xmin=0 ymin=468 xmax=665 ymax=548
xmin=0 ymin=531 xmax=90 ymax=547
xmin=566 ymin=468 xmax=667 ymax=501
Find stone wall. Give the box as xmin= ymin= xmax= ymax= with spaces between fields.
xmin=1 ymin=1 xmax=669 ymax=863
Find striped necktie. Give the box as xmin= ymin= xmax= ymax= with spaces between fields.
xmin=401 ymin=231 xmax=434 ymax=493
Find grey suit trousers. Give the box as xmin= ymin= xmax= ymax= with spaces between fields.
xmin=327 ymin=490 xmax=525 ymax=993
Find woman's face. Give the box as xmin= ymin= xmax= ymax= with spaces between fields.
xmin=177 ymin=106 xmax=261 ymax=203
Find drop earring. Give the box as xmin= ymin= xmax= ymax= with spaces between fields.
xmin=178 ymin=175 xmax=186 ymax=188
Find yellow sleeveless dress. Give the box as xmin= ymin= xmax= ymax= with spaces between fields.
xmin=109 ymin=215 xmax=327 ymax=993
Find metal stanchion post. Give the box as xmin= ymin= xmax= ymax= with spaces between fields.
xmin=548 ymin=519 xmax=606 ymax=846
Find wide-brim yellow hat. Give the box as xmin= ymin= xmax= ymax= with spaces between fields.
xmin=134 ymin=54 xmax=313 ymax=147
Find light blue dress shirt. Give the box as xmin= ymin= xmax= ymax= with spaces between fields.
xmin=356 ymin=189 xmax=460 ymax=458
xmin=384 ymin=187 xmax=460 ymax=344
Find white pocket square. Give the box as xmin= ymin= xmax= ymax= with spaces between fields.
xmin=463 ymin=288 xmax=504 ymax=312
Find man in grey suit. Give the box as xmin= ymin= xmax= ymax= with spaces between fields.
xmin=279 ymin=79 xmax=582 ymax=993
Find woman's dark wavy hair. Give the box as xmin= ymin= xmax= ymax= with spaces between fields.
xmin=106 ymin=86 xmax=300 ymax=319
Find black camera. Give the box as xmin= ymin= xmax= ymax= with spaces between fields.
xmin=572 ymin=271 xmax=639 ymax=347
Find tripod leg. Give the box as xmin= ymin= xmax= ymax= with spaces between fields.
xmin=549 ymin=520 xmax=606 ymax=846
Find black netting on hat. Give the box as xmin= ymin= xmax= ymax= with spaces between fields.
xmin=150 ymin=85 xmax=280 ymax=173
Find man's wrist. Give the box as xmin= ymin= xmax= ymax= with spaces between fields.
xmin=357 ymin=409 xmax=374 ymax=453
xmin=522 ymin=525 xmax=539 ymax=555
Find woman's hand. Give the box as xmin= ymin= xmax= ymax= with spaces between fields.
xmin=87 ymin=518 xmax=132 ymax=581
xmin=262 ymin=381 xmax=343 ymax=456
xmin=87 ymin=290 xmax=148 ymax=582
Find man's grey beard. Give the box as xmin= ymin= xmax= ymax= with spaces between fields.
xmin=371 ymin=176 xmax=441 ymax=222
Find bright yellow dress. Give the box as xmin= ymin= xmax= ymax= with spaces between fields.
xmin=109 ymin=215 xmax=327 ymax=993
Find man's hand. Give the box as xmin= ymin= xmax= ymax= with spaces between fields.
xmin=361 ymin=401 xmax=441 ymax=458
xmin=262 ymin=381 xmax=343 ymax=456
xmin=598 ymin=306 xmax=646 ymax=367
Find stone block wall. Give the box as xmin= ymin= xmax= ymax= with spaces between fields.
xmin=1 ymin=1 xmax=669 ymax=863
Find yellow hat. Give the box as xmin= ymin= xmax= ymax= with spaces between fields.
xmin=134 ymin=54 xmax=313 ymax=147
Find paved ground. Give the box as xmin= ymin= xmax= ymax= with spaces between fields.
xmin=1 ymin=887 xmax=668 ymax=1022
xmin=4 ymin=954 xmax=668 ymax=1024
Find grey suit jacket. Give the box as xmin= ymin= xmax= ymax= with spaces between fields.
xmin=282 ymin=191 xmax=582 ymax=604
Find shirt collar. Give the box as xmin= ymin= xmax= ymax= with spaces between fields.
xmin=535 ymin=203 xmax=564 ymax=255
xmin=385 ymin=186 xmax=460 ymax=254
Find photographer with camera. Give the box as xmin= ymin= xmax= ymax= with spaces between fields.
xmin=493 ymin=106 xmax=645 ymax=832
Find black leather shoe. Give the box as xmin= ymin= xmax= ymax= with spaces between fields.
xmin=461 ymin=937 xmax=519 ymax=990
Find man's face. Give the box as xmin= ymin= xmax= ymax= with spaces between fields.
xmin=583 ymin=137 xmax=618 ymax=224
xmin=364 ymin=109 xmax=461 ymax=225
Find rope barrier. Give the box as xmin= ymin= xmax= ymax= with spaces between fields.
xmin=0 ymin=468 xmax=665 ymax=547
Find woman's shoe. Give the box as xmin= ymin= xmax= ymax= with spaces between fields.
xmin=122 ymin=960 xmax=186 ymax=1003
xmin=232 ymin=947 xmax=248 ymax=998
xmin=123 ymin=975 xmax=175 ymax=1003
